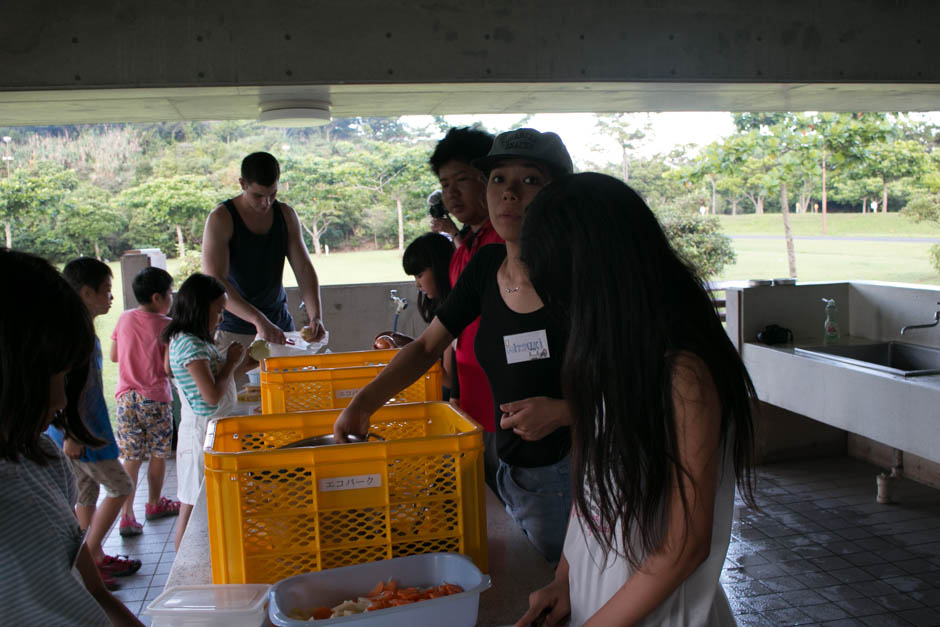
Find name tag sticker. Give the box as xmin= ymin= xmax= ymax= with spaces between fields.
xmin=503 ymin=329 xmax=551 ymax=364
xmin=318 ymin=474 xmax=382 ymax=492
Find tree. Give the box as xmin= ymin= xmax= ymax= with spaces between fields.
xmin=57 ymin=183 xmax=127 ymax=259
xmin=594 ymin=113 xmax=651 ymax=183
xmin=119 ymin=175 xmax=218 ymax=256
xmin=0 ymin=163 xmax=78 ymax=249
xmin=353 ymin=141 xmax=437 ymax=253
xmin=861 ymin=139 xmax=928 ymax=213
xmin=282 ymin=153 xmax=365 ymax=255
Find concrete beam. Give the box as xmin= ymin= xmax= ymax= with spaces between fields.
xmin=2 ymin=1 xmax=937 ymax=88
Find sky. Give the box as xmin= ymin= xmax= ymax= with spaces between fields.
xmin=404 ymin=111 xmax=939 ymax=171
xmin=402 ymin=112 xmax=738 ymax=169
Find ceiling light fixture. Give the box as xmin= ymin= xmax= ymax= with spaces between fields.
xmin=258 ymin=100 xmax=332 ymax=127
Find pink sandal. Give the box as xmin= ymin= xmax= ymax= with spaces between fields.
xmin=145 ymin=496 xmax=181 ymax=520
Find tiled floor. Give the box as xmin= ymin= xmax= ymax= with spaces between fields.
xmin=100 ymin=459 xmax=180 ymax=626
xmin=727 ymin=457 xmax=940 ymax=626
xmin=100 ymin=455 xmax=940 ymax=625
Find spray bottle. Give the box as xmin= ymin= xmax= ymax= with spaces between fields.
xmin=821 ymin=298 xmax=840 ymax=345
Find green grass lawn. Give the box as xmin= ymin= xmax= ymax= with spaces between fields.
xmin=718 ymin=212 xmax=940 ymax=238
xmin=717 ymin=238 xmax=940 ymax=284
xmin=95 ymin=218 xmax=939 ymax=423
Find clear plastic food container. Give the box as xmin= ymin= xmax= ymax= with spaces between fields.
xmin=145 ymin=584 xmax=271 ymax=626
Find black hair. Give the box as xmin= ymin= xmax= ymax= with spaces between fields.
xmin=402 ymin=233 xmax=455 ymax=323
xmin=62 ymin=256 xmax=112 ymax=292
xmin=520 ymin=173 xmax=757 ymax=568
xmin=132 ymin=266 xmax=174 ymax=305
xmin=0 ymin=249 xmax=104 ymax=463
xmin=161 ymin=273 xmax=226 ymax=345
xmin=241 ymin=151 xmax=280 ymax=186
xmin=428 ymin=127 xmax=494 ymax=176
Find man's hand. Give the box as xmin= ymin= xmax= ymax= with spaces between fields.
xmin=63 ymin=437 xmax=84 ymax=459
xmin=302 ymin=318 xmax=327 ymax=343
xmin=499 ymin=397 xmax=573 ymax=442
xmin=255 ymin=317 xmax=287 ymax=344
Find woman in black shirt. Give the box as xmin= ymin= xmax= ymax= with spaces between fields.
xmin=335 ymin=129 xmax=575 ymax=562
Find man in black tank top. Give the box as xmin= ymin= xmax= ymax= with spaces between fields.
xmin=202 ymin=152 xmax=326 ymax=348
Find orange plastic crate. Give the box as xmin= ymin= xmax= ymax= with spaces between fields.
xmin=260 ymin=348 xmax=442 ymax=413
xmin=203 ymin=402 xmax=487 ymax=585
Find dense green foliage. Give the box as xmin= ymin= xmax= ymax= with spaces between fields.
xmin=1 ymin=112 xmax=936 ymax=280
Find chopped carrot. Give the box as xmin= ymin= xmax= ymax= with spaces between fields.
xmin=312 ymin=606 xmax=332 ymax=620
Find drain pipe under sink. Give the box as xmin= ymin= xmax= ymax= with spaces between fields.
xmin=876 ymin=449 xmax=904 ymax=504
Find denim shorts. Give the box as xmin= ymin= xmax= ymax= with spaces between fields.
xmin=496 ymin=452 xmax=572 ymax=563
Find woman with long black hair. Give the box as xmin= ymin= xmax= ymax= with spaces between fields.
xmin=514 ymin=173 xmax=757 ymax=627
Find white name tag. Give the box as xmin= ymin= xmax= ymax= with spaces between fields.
xmin=318 ymin=474 xmax=382 ymax=492
xmin=335 ymin=388 xmax=362 ymax=398
xmin=503 ymin=329 xmax=551 ymax=364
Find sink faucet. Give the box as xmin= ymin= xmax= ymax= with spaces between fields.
xmin=900 ymin=302 xmax=940 ymax=336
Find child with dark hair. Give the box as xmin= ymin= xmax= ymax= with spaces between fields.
xmin=47 ymin=257 xmax=142 ymax=583
xmin=399 ymin=232 xmax=456 ymax=397
xmin=402 ymin=232 xmax=455 ymax=324
xmin=162 ymin=272 xmax=247 ymax=549
xmin=515 ymin=173 xmax=757 ymax=626
xmin=0 ymin=249 xmax=142 ymax=625
xmin=110 ymin=266 xmax=179 ymax=537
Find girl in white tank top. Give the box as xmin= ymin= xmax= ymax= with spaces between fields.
xmin=514 ymin=173 xmax=757 ymax=626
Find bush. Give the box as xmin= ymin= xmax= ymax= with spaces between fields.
xmin=657 ymin=211 xmax=736 ymax=279
xmin=901 ymin=193 xmax=940 ymax=223
xmin=930 ymin=243 xmax=940 ymax=275
xmin=174 ymin=248 xmax=203 ymax=284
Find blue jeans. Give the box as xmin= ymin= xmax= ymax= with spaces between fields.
xmin=496 ymin=453 xmax=572 ymax=563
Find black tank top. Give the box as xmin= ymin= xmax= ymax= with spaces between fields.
xmin=218 ymin=198 xmax=294 ymax=334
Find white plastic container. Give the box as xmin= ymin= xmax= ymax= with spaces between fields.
xmin=268 ymin=552 xmax=491 ymax=627
xmin=145 ymin=584 xmax=271 ymax=626
xmin=246 ymin=367 xmax=262 ymax=386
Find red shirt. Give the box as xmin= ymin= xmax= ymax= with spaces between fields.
xmin=449 ymin=220 xmax=504 ymax=431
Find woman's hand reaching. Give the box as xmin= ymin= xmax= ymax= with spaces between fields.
xmin=499 ymin=397 xmax=573 ymax=441
xmin=333 ymin=405 xmax=372 ymax=443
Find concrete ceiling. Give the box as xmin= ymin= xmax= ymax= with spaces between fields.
xmin=2 ymin=82 xmax=939 ymax=126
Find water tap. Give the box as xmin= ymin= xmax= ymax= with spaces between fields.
xmin=900 ymin=302 xmax=940 ymax=336
xmin=389 ymin=289 xmax=409 ymax=314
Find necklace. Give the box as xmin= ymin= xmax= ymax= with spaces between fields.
xmin=504 ymin=286 xmax=521 ymax=293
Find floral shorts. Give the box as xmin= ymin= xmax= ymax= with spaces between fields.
xmin=116 ymin=391 xmax=173 ymax=461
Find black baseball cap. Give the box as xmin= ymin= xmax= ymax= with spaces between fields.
xmin=472 ymin=128 xmax=574 ymax=176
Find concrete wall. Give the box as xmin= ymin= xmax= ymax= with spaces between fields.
xmin=2 ymin=1 xmax=940 ymax=124
xmin=285 ymin=281 xmax=427 ymax=353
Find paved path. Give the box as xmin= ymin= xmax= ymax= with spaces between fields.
xmin=731 ymin=235 xmax=940 ymax=243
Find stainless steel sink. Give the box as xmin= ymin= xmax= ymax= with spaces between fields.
xmin=793 ymin=341 xmax=940 ymax=377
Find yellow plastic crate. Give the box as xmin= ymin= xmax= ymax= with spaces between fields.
xmin=203 ymin=402 xmax=487 ymax=585
xmin=260 ymin=348 xmax=442 ymax=413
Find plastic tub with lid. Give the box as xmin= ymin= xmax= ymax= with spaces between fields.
xmin=145 ymin=584 xmax=270 ymax=626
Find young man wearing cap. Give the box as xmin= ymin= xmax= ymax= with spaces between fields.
xmin=335 ymin=128 xmax=576 ymax=563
